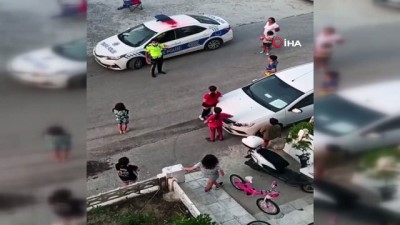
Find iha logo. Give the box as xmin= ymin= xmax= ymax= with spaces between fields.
xmin=272 ymin=37 xmax=302 ymax=48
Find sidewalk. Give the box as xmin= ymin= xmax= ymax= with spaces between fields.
xmin=182 ymin=171 xmax=256 ymax=225
xmin=180 ymin=143 xmax=314 ymax=224
xmin=181 ymin=171 xmax=313 ymax=225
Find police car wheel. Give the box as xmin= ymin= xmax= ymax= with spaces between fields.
xmin=128 ymin=57 xmax=145 ymax=70
xmin=205 ymin=39 xmax=223 ymax=50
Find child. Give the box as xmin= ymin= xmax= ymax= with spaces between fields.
xmin=43 ymin=125 xmax=72 ymax=162
xmin=115 ymin=157 xmax=139 ymax=187
xmin=183 ymin=154 xmax=225 ymax=192
xmin=319 ymin=71 xmax=339 ymax=96
xmin=204 ymin=107 xmax=233 ymax=142
xmin=265 ymin=55 xmax=278 ymax=77
xmin=199 ymin=85 xmax=222 ymax=121
xmin=112 ymin=102 xmax=129 ymax=134
xmin=260 ymin=31 xmax=274 ymax=55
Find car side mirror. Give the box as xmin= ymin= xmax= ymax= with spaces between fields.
xmin=291 ymin=108 xmax=303 ymax=113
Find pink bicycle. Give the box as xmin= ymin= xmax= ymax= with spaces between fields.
xmin=230 ymin=174 xmax=280 ymax=215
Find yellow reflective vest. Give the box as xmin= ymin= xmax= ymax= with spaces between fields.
xmin=145 ymin=44 xmax=165 ymax=58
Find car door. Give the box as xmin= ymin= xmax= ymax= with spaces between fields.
xmin=354 ymin=116 xmax=400 ymax=151
xmin=174 ymin=26 xmax=208 ymax=54
xmin=284 ymin=93 xmax=314 ymax=125
xmin=152 ymin=30 xmax=180 ymax=58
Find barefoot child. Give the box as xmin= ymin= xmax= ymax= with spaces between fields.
xmin=43 ymin=125 xmax=71 ymax=162
xmin=112 ymin=102 xmax=129 ymax=134
xmin=260 ymin=31 xmax=274 ymax=55
xmin=115 ymin=157 xmax=139 ymax=186
xmin=265 ymin=55 xmax=278 ymax=76
xmin=204 ymin=107 xmax=232 ymax=142
xmin=199 ymin=85 xmax=222 ymax=121
xmin=183 ymin=154 xmax=225 ymax=192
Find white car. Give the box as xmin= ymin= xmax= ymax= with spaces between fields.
xmin=217 ymin=63 xmax=314 ymax=136
xmin=7 ymin=39 xmax=86 ymax=89
xmin=93 ymin=14 xmax=233 ymax=70
xmin=314 ymin=80 xmax=400 ymax=153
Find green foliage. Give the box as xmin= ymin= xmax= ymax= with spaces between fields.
xmin=117 ymin=212 xmax=156 ymax=225
xmin=360 ymin=148 xmax=400 ymax=181
xmin=360 ymin=148 xmax=400 ymax=169
xmin=167 ymin=214 xmax=217 ymax=225
xmin=286 ymin=121 xmax=314 ymax=152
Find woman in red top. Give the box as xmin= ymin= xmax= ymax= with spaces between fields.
xmin=204 ymin=107 xmax=233 ymax=142
xmin=199 ymin=85 xmax=222 ymax=121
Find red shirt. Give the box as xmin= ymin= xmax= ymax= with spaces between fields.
xmin=203 ymin=92 xmax=222 ymax=106
xmin=205 ymin=113 xmax=233 ymax=128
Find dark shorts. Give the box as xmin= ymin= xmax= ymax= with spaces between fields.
xmin=202 ymin=103 xmax=217 ymax=108
xmin=263 ymin=42 xmax=272 ymax=47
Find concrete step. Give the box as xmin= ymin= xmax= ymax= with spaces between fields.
xmin=181 ymin=172 xmax=256 ymax=225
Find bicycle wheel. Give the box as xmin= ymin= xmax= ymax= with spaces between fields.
xmin=256 ymin=199 xmax=280 ymax=215
xmin=301 ymin=183 xmax=314 ymax=193
xmin=247 ymin=221 xmax=271 ymax=225
xmin=230 ymin=174 xmax=245 ymax=190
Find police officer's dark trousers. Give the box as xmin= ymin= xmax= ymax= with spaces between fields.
xmin=150 ymin=56 xmax=164 ymax=76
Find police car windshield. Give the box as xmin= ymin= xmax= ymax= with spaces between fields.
xmin=118 ymin=24 xmax=156 ymax=47
xmin=243 ymin=75 xmax=304 ymax=112
xmin=187 ymin=15 xmax=220 ymax=25
xmin=52 ymin=39 xmax=86 ymax=61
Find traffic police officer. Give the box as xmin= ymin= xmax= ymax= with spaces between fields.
xmin=145 ymin=39 xmax=167 ymax=78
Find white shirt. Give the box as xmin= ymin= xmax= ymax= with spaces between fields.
xmin=264 ymin=22 xmax=280 ymax=35
xmin=315 ymin=33 xmax=342 ymax=51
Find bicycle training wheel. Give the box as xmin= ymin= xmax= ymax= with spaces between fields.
xmin=230 ymin=174 xmax=245 ymax=190
xmin=301 ymin=183 xmax=314 ymax=193
xmin=247 ymin=221 xmax=271 ymax=225
xmin=256 ymin=199 xmax=280 ymax=215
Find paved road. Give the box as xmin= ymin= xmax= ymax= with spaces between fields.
xmin=87 ymin=13 xmax=314 ymax=204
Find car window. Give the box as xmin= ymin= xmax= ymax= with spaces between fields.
xmin=52 ymin=39 xmax=86 ymax=61
xmin=370 ymin=117 xmax=400 ymax=133
xmin=292 ymin=94 xmax=313 ymax=109
xmin=242 ymin=75 xmax=304 ymax=112
xmin=314 ymin=95 xmax=386 ymax=137
xmin=118 ymin=24 xmax=157 ymax=47
xmin=187 ymin=15 xmax=220 ymax=25
xmin=155 ymin=30 xmax=176 ymax=43
xmin=175 ymin=26 xmax=207 ymax=39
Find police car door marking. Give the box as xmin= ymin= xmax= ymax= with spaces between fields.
xmin=101 ymin=42 xmax=117 ymax=54
xmin=209 ymin=26 xmax=219 ymax=32
xmin=124 ymin=51 xmax=145 ymax=59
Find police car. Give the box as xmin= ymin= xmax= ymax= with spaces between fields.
xmin=7 ymin=39 xmax=86 ymax=89
xmin=93 ymin=14 xmax=233 ymax=70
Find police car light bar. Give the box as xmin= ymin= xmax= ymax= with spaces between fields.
xmin=155 ymin=14 xmax=177 ymax=27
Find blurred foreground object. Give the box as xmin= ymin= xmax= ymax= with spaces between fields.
xmin=57 ymin=0 xmax=87 ymax=17
xmin=315 ymin=80 xmax=400 ymax=154
xmin=6 ymin=39 xmax=87 ymax=89
xmin=375 ymin=0 xmax=400 ymax=9
xmin=44 ymin=125 xmax=72 ymax=162
xmin=48 ymin=189 xmax=86 ymax=225
xmin=314 ymin=27 xmax=343 ymax=71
